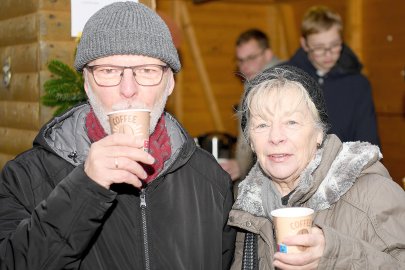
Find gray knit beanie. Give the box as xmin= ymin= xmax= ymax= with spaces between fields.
xmin=74 ymin=1 xmax=181 ymax=72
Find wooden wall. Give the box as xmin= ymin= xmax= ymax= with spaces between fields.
xmin=1 ymin=0 xmax=404 ymax=186
xmin=157 ymin=0 xmax=405 ymax=186
xmin=361 ymin=0 xmax=405 ymax=186
xmin=0 ymin=0 xmax=151 ymax=168
xmin=0 ymin=0 xmax=75 ymax=167
xmin=160 ymin=0 xmax=349 ymax=137
xmin=160 ymin=1 xmax=280 ymax=136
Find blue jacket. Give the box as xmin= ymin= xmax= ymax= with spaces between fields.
xmin=285 ymin=44 xmax=380 ymax=146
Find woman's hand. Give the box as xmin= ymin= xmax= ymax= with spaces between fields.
xmin=273 ymin=226 xmax=325 ymax=270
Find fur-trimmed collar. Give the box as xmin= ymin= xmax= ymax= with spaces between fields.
xmin=232 ymin=135 xmax=382 ymax=217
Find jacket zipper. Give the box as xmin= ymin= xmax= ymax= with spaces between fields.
xmin=140 ymin=188 xmax=151 ymax=270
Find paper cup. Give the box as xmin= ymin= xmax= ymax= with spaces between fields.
xmin=107 ymin=109 xmax=151 ymax=152
xmin=271 ymin=207 xmax=314 ymax=254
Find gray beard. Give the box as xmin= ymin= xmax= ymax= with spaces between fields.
xmin=86 ymin=85 xmax=111 ymax=134
xmin=86 ymin=81 xmax=168 ymax=135
xmin=149 ymin=92 xmax=168 ymax=134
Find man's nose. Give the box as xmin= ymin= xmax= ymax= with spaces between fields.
xmin=119 ymin=69 xmax=139 ymax=97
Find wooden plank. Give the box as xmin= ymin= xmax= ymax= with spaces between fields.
xmin=277 ymin=3 xmax=300 ymax=56
xmin=39 ymin=41 xmax=77 ymax=69
xmin=182 ymin=111 xmax=216 ymax=137
xmin=39 ymin=0 xmax=71 ymax=11
xmin=180 ymin=2 xmax=224 ymax=131
xmin=0 ymin=0 xmax=37 ymax=20
xmin=0 ymin=127 xmax=37 ymax=155
xmin=268 ymin=5 xmax=290 ymax=59
xmin=140 ymin=0 xmax=156 ymax=9
xmin=345 ymin=0 xmax=364 ymax=61
xmin=0 ymin=44 xmax=38 ymax=73
xmin=378 ymin=115 xmax=405 ymax=187
xmin=0 ymin=101 xmax=40 ymax=130
xmin=367 ymin=64 xmax=404 ymax=114
xmin=0 ymin=153 xmax=17 ymax=171
xmin=0 ymin=72 xmax=39 ymax=102
xmin=38 ymin=70 xmax=59 ymax=125
xmin=185 ymin=1 xmax=267 ymax=14
xmin=187 ymin=8 xmax=269 ymax=27
xmin=171 ymin=0 xmax=184 ymax=122
xmin=0 ymin=0 xmax=70 ymax=19
xmin=0 ymin=15 xmax=38 ymax=46
xmin=362 ymin=0 xmax=405 ymax=116
xmin=362 ymin=0 xmax=405 ymax=34
xmin=38 ymin=11 xmax=74 ymax=42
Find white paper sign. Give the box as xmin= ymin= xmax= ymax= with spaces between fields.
xmin=71 ymin=0 xmax=139 ymax=37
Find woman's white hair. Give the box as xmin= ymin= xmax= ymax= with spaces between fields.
xmin=239 ymin=65 xmax=330 ymax=144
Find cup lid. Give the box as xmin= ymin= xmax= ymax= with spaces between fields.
xmin=271 ymin=207 xmax=314 ymax=218
xmin=107 ymin=109 xmax=151 ymax=115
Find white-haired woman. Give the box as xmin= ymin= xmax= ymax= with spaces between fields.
xmin=228 ymin=65 xmax=405 ymax=270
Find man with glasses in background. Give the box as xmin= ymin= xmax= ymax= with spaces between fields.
xmin=0 ymin=2 xmax=235 ymax=269
xmin=219 ymin=29 xmax=281 ymax=194
xmin=286 ymin=5 xmax=380 ymax=146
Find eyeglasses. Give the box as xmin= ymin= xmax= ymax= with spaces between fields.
xmin=85 ymin=64 xmax=169 ymax=87
xmin=236 ymin=50 xmax=265 ymax=65
xmin=306 ymin=42 xmax=342 ymax=57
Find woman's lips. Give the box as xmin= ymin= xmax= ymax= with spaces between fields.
xmin=268 ymin=153 xmax=291 ymax=162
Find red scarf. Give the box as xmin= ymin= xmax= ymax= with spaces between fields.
xmin=86 ymin=108 xmax=171 ymax=183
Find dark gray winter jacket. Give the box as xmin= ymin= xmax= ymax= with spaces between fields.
xmin=0 ymin=103 xmax=236 ymax=270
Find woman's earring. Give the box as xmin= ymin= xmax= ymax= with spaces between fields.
xmin=317 ymin=143 xmax=321 ymax=149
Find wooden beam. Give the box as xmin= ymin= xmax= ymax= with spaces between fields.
xmin=0 ymin=14 xmax=37 ymax=46
xmin=267 ymin=5 xmax=290 ymax=60
xmin=172 ymin=0 xmax=184 ymax=122
xmin=0 ymin=101 xmax=40 ymax=130
xmin=0 ymin=127 xmax=37 ymax=155
xmin=179 ymin=2 xmax=224 ymax=131
xmin=0 ymin=73 xmax=39 ymax=102
xmin=277 ymin=3 xmax=299 ymax=56
xmin=140 ymin=0 xmax=156 ymax=10
xmin=345 ymin=0 xmax=364 ymax=62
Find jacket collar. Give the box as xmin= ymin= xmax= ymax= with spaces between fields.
xmin=35 ymin=102 xmax=91 ymax=165
xmin=232 ymin=135 xmax=382 ymax=216
xmin=35 ymin=103 xmax=196 ymax=175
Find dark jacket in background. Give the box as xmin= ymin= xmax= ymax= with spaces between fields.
xmin=0 ymin=103 xmax=236 ymax=270
xmin=285 ymin=44 xmax=380 ymax=146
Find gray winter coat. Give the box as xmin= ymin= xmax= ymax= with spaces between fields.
xmin=228 ymin=134 xmax=405 ymax=269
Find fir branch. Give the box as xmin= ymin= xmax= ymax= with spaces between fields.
xmin=42 ymin=59 xmax=86 ymax=116
xmin=47 ymin=60 xmax=79 ymax=81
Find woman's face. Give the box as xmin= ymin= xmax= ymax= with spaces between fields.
xmin=248 ymin=86 xmax=323 ymax=188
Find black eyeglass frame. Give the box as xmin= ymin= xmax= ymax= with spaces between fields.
xmin=305 ymin=41 xmax=343 ymax=57
xmin=85 ymin=64 xmax=169 ymax=87
xmin=236 ymin=49 xmax=266 ymax=65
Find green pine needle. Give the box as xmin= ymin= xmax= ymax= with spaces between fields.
xmin=42 ymin=59 xmax=86 ymax=116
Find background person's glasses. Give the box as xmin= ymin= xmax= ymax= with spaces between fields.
xmin=86 ymin=64 xmax=169 ymax=87
xmin=237 ymin=50 xmax=265 ymax=65
xmin=307 ymin=42 xmax=342 ymax=57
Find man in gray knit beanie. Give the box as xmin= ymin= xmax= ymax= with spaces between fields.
xmin=0 ymin=2 xmax=236 ymax=269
